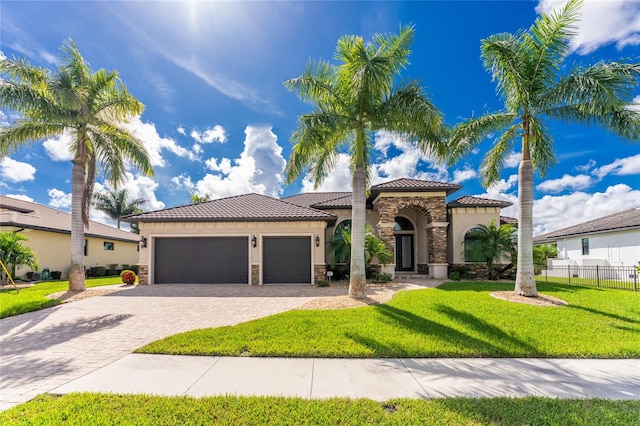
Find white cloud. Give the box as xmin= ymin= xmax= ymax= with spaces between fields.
xmin=575 ymin=159 xmax=596 ymax=173
xmin=124 ymin=116 xmax=197 ymax=166
xmin=47 ymin=188 xmax=71 ymax=209
xmin=190 ymin=125 xmax=227 ymax=144
xmin=0 ymin=51 xmax=6 ymax=61
xmin=5 ymin=193 xmax=33 ymax=202
xmin=536 ymin=174 xmax=594 ymax=193
xmin=120 ymin=172 xmax=166 ymax=211
xmin=194 ymin=126 xmax=286 ymax=199
xmin=171 ymin=173 xmax=195 ymax=192
xmin=533 ymin=184 xmax=640 ymax=235
xmin=0 ymin=156 xmax=36 ymax=182
xmin=593 ymin=153 xmax=640 ymax=179
xmin=536 ymin=0 xmax=640 ymax=54
xmin=43 ymin=132 xmax=74 ymax=161
xmin=504 ymin=152 xmax=521 ymax=168
xmin=451 ymin=167 xmax=477 ymax=184
xmin=301 ymin=153 xmax=354 ymax=192
xmin=177 ymin=126 xmax=186 ymax=136
xmin=0 ymin=110 xmax=9 ymax=127
xmin=475 ymin=174 xmax=519 ymax=217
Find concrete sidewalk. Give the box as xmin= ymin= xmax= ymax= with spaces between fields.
xmin=52 ymin=355 xmax=639 ymax=400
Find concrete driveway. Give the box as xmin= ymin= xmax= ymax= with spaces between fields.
xmin=0 ymin=283 xmax=347 ymax=410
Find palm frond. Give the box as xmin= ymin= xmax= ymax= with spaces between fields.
xmin=480 ymin=123 xmax=520 ymax=187
xmin=0 ymin=121 xmax=65 ymax=155
xmin=528 ymin=117 xmax=556 ymax=177
xmin=481 ymin=33 xmax=527 ymax=110
xmin=447 ymin=112 xmax=517 ymax=165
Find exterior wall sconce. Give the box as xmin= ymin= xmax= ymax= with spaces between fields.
xmin=140 ymin=236 xmax=147 ymax=248
xmin=315 ymin=235 xmax=320 ymax=247
xmin=251 ymin=235 xmax=257 ymax=248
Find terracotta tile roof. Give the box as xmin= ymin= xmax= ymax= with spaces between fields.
xmin=500 ymin=216 xmax=518 ymax=226
xmin=123 ymin=193 xmax=336 ymax=222
xmin=371 ymin=178 xmax=461 ymax=195
xmin=0 ymin=195 xmax=138 ymax=242
xmin=448 ymin=196 xmax=513 ymax=208
xmin=533 ymin=206 xmax=640 ymax=243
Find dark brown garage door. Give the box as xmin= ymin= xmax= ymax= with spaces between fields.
xmin=154 ymin=237 xmax=249 ymax=284
xmin=263 ymin=236 xmax=311 ymax=284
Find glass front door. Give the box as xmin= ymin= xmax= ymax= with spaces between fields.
xmin=395 ymin=234 xmax=414 ymax=271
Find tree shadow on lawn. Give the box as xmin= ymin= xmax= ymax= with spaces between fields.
xmin=345 ymin=304 xmax=539 ymax=357
xmin=567 ymin=304 xmax=640 ymax=325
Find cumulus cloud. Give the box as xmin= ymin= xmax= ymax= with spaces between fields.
xmin=504 ymin=152 xmax=521 ymax=168
xmin=451 ymin=167 xmax=477 ymax=184
xmin=177 ymin=126 xmax=186 ymax=136
xmin=0 ymin=110 xmax=9 ymax=127
xmin=533 ymin=184 xmax=640 ymax=235
xmin=123 ymin=116 xmax=198 ymax=166
xmin=575 ymin=159 xmax=596 ymax=173
xmin=593 ymin=153 xmax=640 ymax=179
xmin=5 ymin=193 xmax=34 ymax=202
xmin=193 ymin=126 xmax=286 ymax=199
xmin=536 ymin=0 xmax=640 ymax=54
xmin=43 ymin=132 xmax=74 ymax=161
xmin=48 ymin=188 xmax=71 ymax=209
xmin=536 ymin=174 xmax=594 ymax=193
xmin=190 ymin=125 xmax=227 ymax=144
xmin=0 ymin=157 xmax=36 ymax=182
xmin=171 ymin=173 xmax=195 ymax=192
xmin=301 ymin=153 xmax=354 ymax=192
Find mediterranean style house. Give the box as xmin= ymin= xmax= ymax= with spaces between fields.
xmin=534 ymin=206 xmax=640 ymax=268
xmin=126 ymin=178 xmax=513 ymax=285
xmin=0 ymin=195 xmax=139 ymax=279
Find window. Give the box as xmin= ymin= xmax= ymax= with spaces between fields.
xmin=582 ymin=238 xmax=589 ymax=255
xmin=84 ymin=239 xmax=88 ymax=256
xmin=332 ymin=220 xmax=352 ymax=264
xmin=394 ymin=216 xmax=414 ymax=231
xmin=103 ymin=241 xmax=114 ymax=251
xmin=464 ymin=228 xmax=485 ymax=262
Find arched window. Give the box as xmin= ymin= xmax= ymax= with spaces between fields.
xmin=464 ymin=228 xmax=485 ymax=262
xmin=335 ymin=220 xmax=352 ymax=235
xmin=394 ymin=216 xmax=414 ymax=231
xmin=332 ymin=220 xmax=352 ymax=264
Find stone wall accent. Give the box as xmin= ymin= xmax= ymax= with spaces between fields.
xmin=417 ymin=264 xmax=429 ymax=274
xmin=427 ymin=226 xmax=448 ymax=264
xmin=251 ymin=264 xmax=259 ymax=285
xmin=450 ymin=263 xmax=515 ymax=280
xmin=314 ymin=264 xmax=327 ymax=283
xmin=138 ymin=265 xmax=149 ymax=285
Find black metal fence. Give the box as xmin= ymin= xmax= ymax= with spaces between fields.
xmin=540 ymin=265 xmax=638 ymax=291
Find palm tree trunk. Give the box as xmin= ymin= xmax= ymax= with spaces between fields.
xmin=514 ymin=156 xmax=537 ymax=296
xmin=69 ymin=160 xmax=86 ymax=291
xmin=349 ymin=167 xmax=367 ymax=298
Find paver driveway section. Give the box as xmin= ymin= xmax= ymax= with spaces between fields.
xmin=0 ymin=284 xmax=329 ymax=410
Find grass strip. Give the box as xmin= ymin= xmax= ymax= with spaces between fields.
xmin=1 ymin=394 xmax=638 ymax=426
xmin=138 ymin=281 xmax=640 ymax=358
xmin=0 ymin=277 xmax=125 ymax=319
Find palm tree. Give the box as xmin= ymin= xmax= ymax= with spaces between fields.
xmin=94 ymin=188 xmax=145 ymax=229
xmin=465 ymin=220 xmax=516 ymax=280
xmin=0 ymin=232 xmax=39 ymax=284
xmin=285 ymin=25 xmax=445 ymax=298
xmin=0 ymin=39 xmax=153 ymax=291
xmin=448 ymin=0 xmax=640 ymax=296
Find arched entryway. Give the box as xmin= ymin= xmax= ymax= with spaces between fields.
xmin=394 ymin=216 xmax=415 ymax=271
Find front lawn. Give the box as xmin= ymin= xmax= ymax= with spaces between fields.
xmin=0 ymin=277 xmax=125 ymax=319
xmin=138 ymin=281 xmax=640 ymax=358
xmin=1 ymin=394 xmax=638 ymax=426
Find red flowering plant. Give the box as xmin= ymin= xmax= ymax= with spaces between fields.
xmin=120 ymin=269 xmax=137 ymax=285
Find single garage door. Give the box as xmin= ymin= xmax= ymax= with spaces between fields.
xmin=154 ymin=237 xmax=249 ymax=284
xmin=263 ymin=236 xmax=311 ymax=284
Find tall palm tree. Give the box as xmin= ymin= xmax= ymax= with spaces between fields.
xmin=0 ymin=39 xmax=153 ymax=291
xmin=93 ymin=188 xmax=145 ymax=229
xmin=448 ymin=0 xmax=640 ymax=296
xmin=465 ymin=220 xmax=516 ymax=280
xmin=285 ymin=25 xmax=446 ymax=298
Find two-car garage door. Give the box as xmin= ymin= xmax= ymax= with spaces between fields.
xmin=153 ymin=236 xmax=311 ymax=284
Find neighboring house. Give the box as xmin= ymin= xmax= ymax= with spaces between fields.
xmin=126 ymin=178 xmax=512 ymax=285
xmin=0 ymin=195 xmax=139 ymax=279
xmin=534 ymin=206 xmax=640 ymax=268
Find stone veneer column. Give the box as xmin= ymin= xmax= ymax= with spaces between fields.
xmin=427 ymin=225 xmax=449 ymax=278
xmin=314 ymin=264 xmax=327 ymax=283
xmin=251 ymin=264 xmax=259 ymax=285
xmin=138 ymin=265 xmax=149 ymax=285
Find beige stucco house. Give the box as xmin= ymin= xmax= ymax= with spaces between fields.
xmin=126 ymin=178 xmax=513 ymax=285
xmin=1 ymin=195 xmax=139 ymax=279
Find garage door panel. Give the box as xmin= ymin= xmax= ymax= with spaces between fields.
xmin=155 ymin=237 xmax=248 ymax=284
xmin=263 ymin=236 xmax=311 ymax=284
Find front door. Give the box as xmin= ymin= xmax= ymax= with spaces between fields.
xmin=395 ymin=234 xmax=414 ymax=271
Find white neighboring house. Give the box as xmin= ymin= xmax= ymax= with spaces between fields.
xmin=534 ymin=206 xmax=640 ymax=269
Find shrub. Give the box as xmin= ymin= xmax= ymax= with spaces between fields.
xmin=374 ymin=272 xmax=392 ymax=284
xmin=107 ymin=264 xmax=119 ymax=276
xmin=120 ymin=269 xmax=137 ymax=285
xmin=50 ymin=271 xmax=62 ymax=280
xmin=449 ymin=271 xmax=461 ymax=281
xmin=315 ymin=280 xmax=330 ymax=288
xmin=129 ymin=265 xmax=139 ymax=275
xmin=92 ymin=266 xmax=106 ymax=277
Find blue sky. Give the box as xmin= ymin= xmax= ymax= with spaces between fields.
xmin=1 ymin=0 xmax=639 ymax=235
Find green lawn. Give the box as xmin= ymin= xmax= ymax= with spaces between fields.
xmin=0 ymin=277 xmax=126 ymax=319
xmin=1 ymin=394 xmax=638 ymax=426
xmin=138 ymin=281 xmax=640 ymax=358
